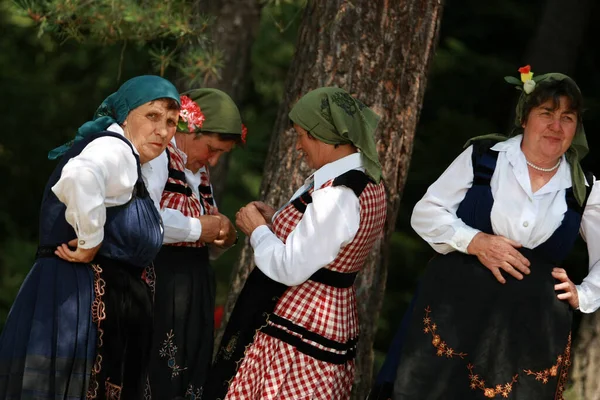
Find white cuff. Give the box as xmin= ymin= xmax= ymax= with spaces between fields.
xmin=186 ymin=218 xmax=202 ymax=242
xmin=250 ymin=225 xmax=273 ymax=248
xmin=451 ymin=225 xmax=481 ymax=253
xmin=576 ymin=284 xmax=595 ymax=313
xmin=77 ymin=229 xmax=104 ymax=249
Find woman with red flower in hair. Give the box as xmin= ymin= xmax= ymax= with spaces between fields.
xmin=145 ymin=88 xmax=246 ymax=399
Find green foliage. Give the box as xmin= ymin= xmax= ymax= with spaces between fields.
xmin=11 ymin=0 xmax=220 ymax=82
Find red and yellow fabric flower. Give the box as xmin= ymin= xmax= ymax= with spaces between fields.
xmin=241 ymin=124 xmax=248 ymax=144
xmin=518 ymin=65 xmax=536 ymax=94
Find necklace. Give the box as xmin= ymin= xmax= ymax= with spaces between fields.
xmin=526 ymin=158 xmax=561 ymax=172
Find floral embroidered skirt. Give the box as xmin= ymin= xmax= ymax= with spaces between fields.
xmin=225 ymin=331 xmax=354 ymax=400
xmin=394 ymin=249 xmax=572 ymax=400
xmin=147 ymin=246 xmax=215 ymax=400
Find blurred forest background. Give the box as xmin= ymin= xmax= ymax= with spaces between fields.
xmin=1 ymin=0 xmax=600 ymax=398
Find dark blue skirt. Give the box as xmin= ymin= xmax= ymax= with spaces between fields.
xmin=0 ymin=257 xmax=96 ymax=399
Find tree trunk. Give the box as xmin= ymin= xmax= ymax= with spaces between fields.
xmin=191 ymin=0 xmax=263 ymax=201
xmin=523 ymin=0 xmax=593 ymax=75
xmin=571 ymin=313 xmax=600 ymax=400
xmin=217 ymin=0 xmax=445 ymax=397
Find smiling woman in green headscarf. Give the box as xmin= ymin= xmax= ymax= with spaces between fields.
xmin=0 ymin=75 xmax=181 ymax=400
xmin=389 ymin=68 xmax=600 ymax=400
xmin=206 ymin=87 xmax=387 ymax=400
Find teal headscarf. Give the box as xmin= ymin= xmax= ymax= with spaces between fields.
xmin=466 ymin=72 xmax=589 ymax=206
xmin=48 ymin=75 xmax=181 ymax=159
xmin=288 ymin=87 xmax=382 ymax=183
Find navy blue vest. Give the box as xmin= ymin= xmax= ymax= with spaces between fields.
xmin=456 ymin=141 xmax=592 ymax=265
xmin=38 ymin=132 xmax=164 ymax=268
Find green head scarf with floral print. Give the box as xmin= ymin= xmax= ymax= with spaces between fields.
xmin=288 ymin=87 xmax=382 ymax=183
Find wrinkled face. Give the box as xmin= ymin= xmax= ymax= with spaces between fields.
xmin=294 ymin=124 xmax=329 ymax=169
xmin=123 ymin=100 xmax=179 ymax=164
xmin=521 ymin=96 xmax=578 ymax=162
xmin=180 ymin=133 xmax=236 ymax=173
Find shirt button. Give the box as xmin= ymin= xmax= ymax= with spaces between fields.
xmin=79 ymin=239 xmax=86 ymax=246
xmin=457 ymin=241 xmax=464 ymax=248
xmin=523 ymin=221 xmax=529 ymax=228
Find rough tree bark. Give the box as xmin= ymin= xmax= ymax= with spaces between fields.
xmin=190 ymin=0 xmax=263 ymax=201
xmin=218 ymin=0 xmax=445 ymax=397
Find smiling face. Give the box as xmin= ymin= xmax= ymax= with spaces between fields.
xmin=123 ymin=99 xmax=179 ymax=164
xmin=294 ymin=124 xmax=331 ymax=169
xmin=177 ymin=133 xmax=236 ymax=173
xmin=521 ymin=96 xmax=578 ymax=164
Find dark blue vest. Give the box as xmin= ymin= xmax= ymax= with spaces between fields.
xmin=38 ymin=131 xmax=164 ymax=268
xmin=456 ymin=141 xmax=592 ymax=265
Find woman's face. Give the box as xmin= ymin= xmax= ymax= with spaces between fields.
xmin=294 ymin=124 xmax=329 ymax=169
xmin=123 ymin=100 xmax=179 ymax=164
xmin=177 ymin=133 xmax=235 ymax=173
xmin=521 ymin=96 xmax=578 ymax=162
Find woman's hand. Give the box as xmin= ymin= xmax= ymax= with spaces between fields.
xmin=251 ymin=201 xmax=276 ymax=223
xmin=236 ymin=203 xmax=268 ymax=237
xmin=213 ymin=213 xmax=237 ymax=248
xmin=199 ymin=215 xmax=222 ymax=243
xmin=467 ymin=232 xmax=531 ymax=284
xmin=552 ymin=268 xmax=579 ymax=309
xmin=55 ymin=239 xmax=101 ymax=263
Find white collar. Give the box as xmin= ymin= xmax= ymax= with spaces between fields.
xmin=491 ymin=134 xmax=572 ymax=193
xmin=307 ymin=152 xmax=364 ymax=188
xmin=107 ymin=123 xmax=139 ymax=155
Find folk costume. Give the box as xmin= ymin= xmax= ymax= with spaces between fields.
xmin=146 ymin=89 xmax=243 ymax=399
xmin=0 ymin=76 xmax=180 ymax=400
xmin=393 ymin=73 xmax=600 ymax=399
xmin=206 ymin=88 xmax=387 ymax=400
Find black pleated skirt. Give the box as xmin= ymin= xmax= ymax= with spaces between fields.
xmin=394 ymin=248 xmax=572 ymax=400
xmin=147 ymin=245 xmax=215 ymax=400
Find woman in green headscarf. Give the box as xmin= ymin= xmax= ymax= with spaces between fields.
xmin=205 ymin=87 xmax=387 ymax=400
xmin=390 ymin=68 xmax=600 ymax=399
xmin=0 ymin=75 xmax=181 ymax=400
xmin=144 ymin=88 xmax=243 ymax=399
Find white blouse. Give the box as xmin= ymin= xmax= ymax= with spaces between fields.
xmin=411 ymin=135 xmax=600 ymax=313
xmin=250 ymin=152 xmax=363 ymax=287
xmin=51 ymin=124 xmax=140 ymax=249
xmin=145 ymin=138 xmax=213 ymax=244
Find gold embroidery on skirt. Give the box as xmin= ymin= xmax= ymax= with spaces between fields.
xmin=87 ymin=263 xmax=107 ymax=400
xmin=467 ymin=364 xmax=518 ymax=398
xmin=105 ymin=379 xmax=122 ymax=400
xmin=423 ymin=306 xmax=467 ymax=359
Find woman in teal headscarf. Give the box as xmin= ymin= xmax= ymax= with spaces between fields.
xmin=206 ymin=87 xmax=387 ymax=400
xmin=390 ymin=69 xmax=600 ymax=399
xmin=0 ymin=75 xmax=180 ymax=400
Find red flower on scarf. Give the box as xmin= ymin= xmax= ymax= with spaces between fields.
xmin=518 ymin=65 xmax=531 ymax=74
xmin=241 ymin=124 xmax=248 ymax=144
xmin=179 ymin=95 xmax=205 ymax=132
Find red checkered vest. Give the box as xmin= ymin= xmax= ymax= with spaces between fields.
xmin=269 ymin=172 xmax=386 ymax=344
xmin=160 ymin=142 xmax=217 ymax=247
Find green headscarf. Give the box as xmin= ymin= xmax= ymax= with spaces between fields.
xmin=466 ymin=72 xmax=589 ymax=206
xmin=178 ymin=88 xmax=243 ymax=136
xmin=288 ymin=87 xmax=382 ymax=183
xmin=48 ymin=75 xmax=181 ymax=159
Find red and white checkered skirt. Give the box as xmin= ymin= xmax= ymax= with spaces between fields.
xmin=225 ymin=178 xmax=386 ymax=399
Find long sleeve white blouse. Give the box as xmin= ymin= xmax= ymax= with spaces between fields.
xmin=145 ymin=138 xmax=218 ymax=244
xmin=51 ymin=124 xmax=140 ymax=249
xmin=411 ymin=135 xmax=600 ymax=313
xmin=249 ymin=153 xmax=363 ymax=287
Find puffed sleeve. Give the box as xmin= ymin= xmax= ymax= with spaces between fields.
xmin=410 ymin=145 xmax=481 ymax=254
xmin=576 ymin=176 xmax=600 ymax=313
xmin=51 ymin=137 xmax=138 ymax=249
xmin=249 ymin=185 xmax=360 ymax=286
